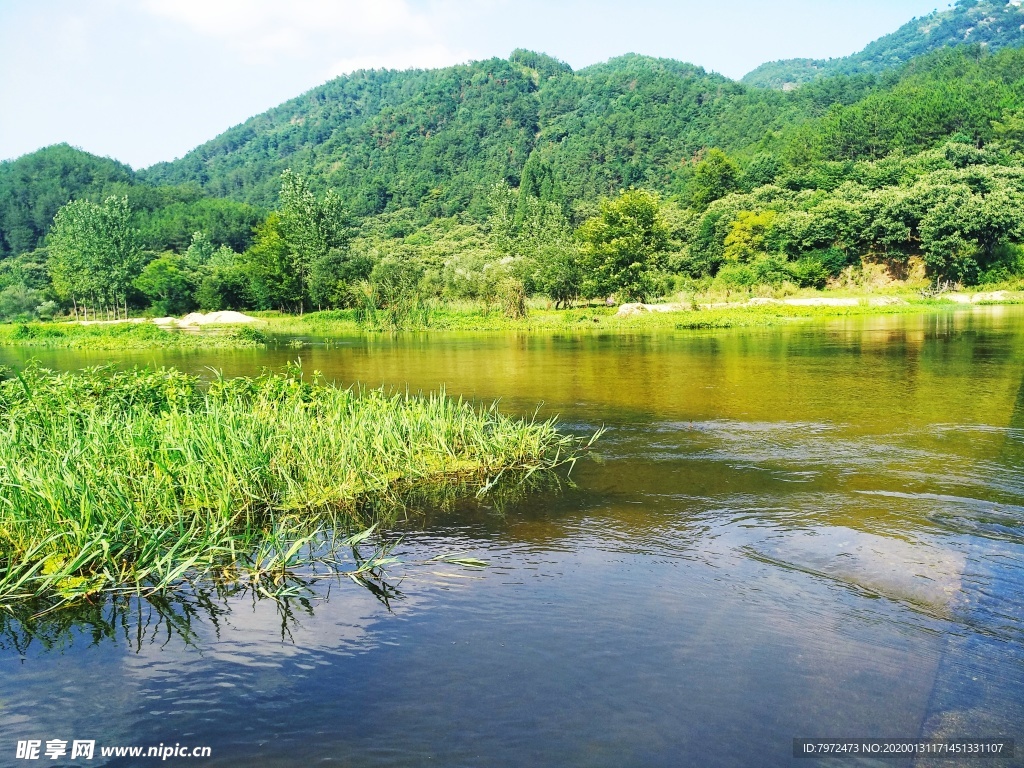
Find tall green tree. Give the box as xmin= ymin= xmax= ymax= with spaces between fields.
xmin=516 ymin=154 xmax=562 ymax=224
xmin=133 ymin=253 xmax=193 ymax=316
xmin=578 ymin=189 xmax=669 ymax=302
xmin=308 ymin=249 xmax=374 ymax=309
xmin=993 ymin=109 xmax=1024 ymax=156
xmin=277 ymin=170 xmax=354 ymax=314
xmin=690 ymin=150 xmax=741 ymax=211
xmin=47 ymin=196 xmax=142 ymax=319
xmin=184 ymin=231 xmax=217 ymax=266
xmin=245 ymin=213 xmax=299 ymax=311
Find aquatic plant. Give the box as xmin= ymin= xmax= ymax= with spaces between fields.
xmin=0 ymin=363 xmax=588 ymax=610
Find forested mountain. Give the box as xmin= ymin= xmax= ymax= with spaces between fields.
xmin=142 ymin=52 xmax=798 ymax=212
xmin=139 ymin=50 xmax=876 ymax=212
xmin=139 ymin=43 xmax=1024 ymax=215
xmin=0 ymin=145 xmax=263 ymax=258
xmin=760 ymin=45 xmax=1024 ymax=164
xmin=743 ymin=0 xmax=1024 ymax=89
xmin=0 ymin=145 xmax=134 ymax=257
xmin=5 ymin=1 xmax=1024 ymax=254
xmin=141 ymin=55 xmax=548 ymax=214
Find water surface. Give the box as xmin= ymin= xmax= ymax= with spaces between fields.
xmin=2 ymin=307 xmax=1023 ymax=767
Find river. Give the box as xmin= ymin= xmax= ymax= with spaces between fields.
xmin=1 ymin=306 xmax=1022 ymax=767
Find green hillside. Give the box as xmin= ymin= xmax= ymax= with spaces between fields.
xmin=134 ymin=52 xmax=880 ymax=213
xmin=141 ymin=56 xmax=546 ymax=213
xmin=743 ymin=0 xmax=1024 ymax=89
xmin=6 ymin=2 xmax=1024 ymax=256
xmin=0 ymin=145 xmax=134 ymax=257
xmin=765 ymin=45 xmax=1024 ymax=163
xmin=0 ymin=145 xmax=263 ymax=258
xmin=138 ymin=44 xmax=1024 ymax=214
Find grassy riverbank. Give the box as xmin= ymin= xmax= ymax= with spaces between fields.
xmin=0 ymin=320 xmax=267 ymax=349
xmin=1 ymin=289 xmax=1023 ymax=349
xmin=0 ymin=363 xmax=585 ymax=609
xmin=266 ymin=290 xmax=1024 ymax=336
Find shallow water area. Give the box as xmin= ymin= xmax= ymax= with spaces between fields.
xmin=2 ymin=306 xmax=1023 ymax=767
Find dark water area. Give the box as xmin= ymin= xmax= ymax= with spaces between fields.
xmin=2 ymin=307 xmax=1023 ymax=767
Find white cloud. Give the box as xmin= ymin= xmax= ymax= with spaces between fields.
xmin=143 ymin=0 xmax=439 ymax=55
xmin=140 ymin=0 xmax=481 ymax=77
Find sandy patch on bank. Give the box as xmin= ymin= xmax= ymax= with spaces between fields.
xmin=615 ymin=303 xmax=688 ymax=317
xmin=157 ymin=311 xmax=261 ymax=327
xmin=944 ymin=290 xmax=1013 ymax=304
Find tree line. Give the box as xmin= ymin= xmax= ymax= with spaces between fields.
xmin=1 ymin=131 xmax=1020 ymax=324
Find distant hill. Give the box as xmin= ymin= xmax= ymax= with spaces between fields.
xmin=0 ymin=145 xmax=134 ymax=257
xmin=142 ymin=55 xmax=548 ymax=214
xmin=763 ymin=45 xmax=1024 ymax=163
xmin=138 ymin=52 xmax=818 ymax=213
xmin=743 ymin=0 xmax=1024 ymax=89
xmin=139 ymin=43 xmax=1024 ymax=216
xmin=0 ymin=145 xmax=262 ymax=257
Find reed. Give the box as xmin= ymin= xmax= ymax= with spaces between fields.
xmin=0 ymin=363 xmax=588 ymax=609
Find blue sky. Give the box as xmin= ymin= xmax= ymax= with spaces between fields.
xmin=0 ymin=0 xmax=945 ymax=169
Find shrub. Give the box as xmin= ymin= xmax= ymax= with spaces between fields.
xmin=713 ymin=263 xmax=757 ymax=289
xmin=495 ymin=277 xmax=527 ymax=319
xmin=788 ymin=257 xmax=830 ymax=288
xmin=751 ymin=254 xmax=792 ymax=286
xmin=0 ymin=284 xmax=44 ymax=321
xmin=354 ymin=259 xmax=432 ymax=330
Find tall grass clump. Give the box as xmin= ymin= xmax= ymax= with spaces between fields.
xmin=353 ymin=281 xmax=433 ymax=330
xmin=0 ymin=363 xmax=587 ymax=609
